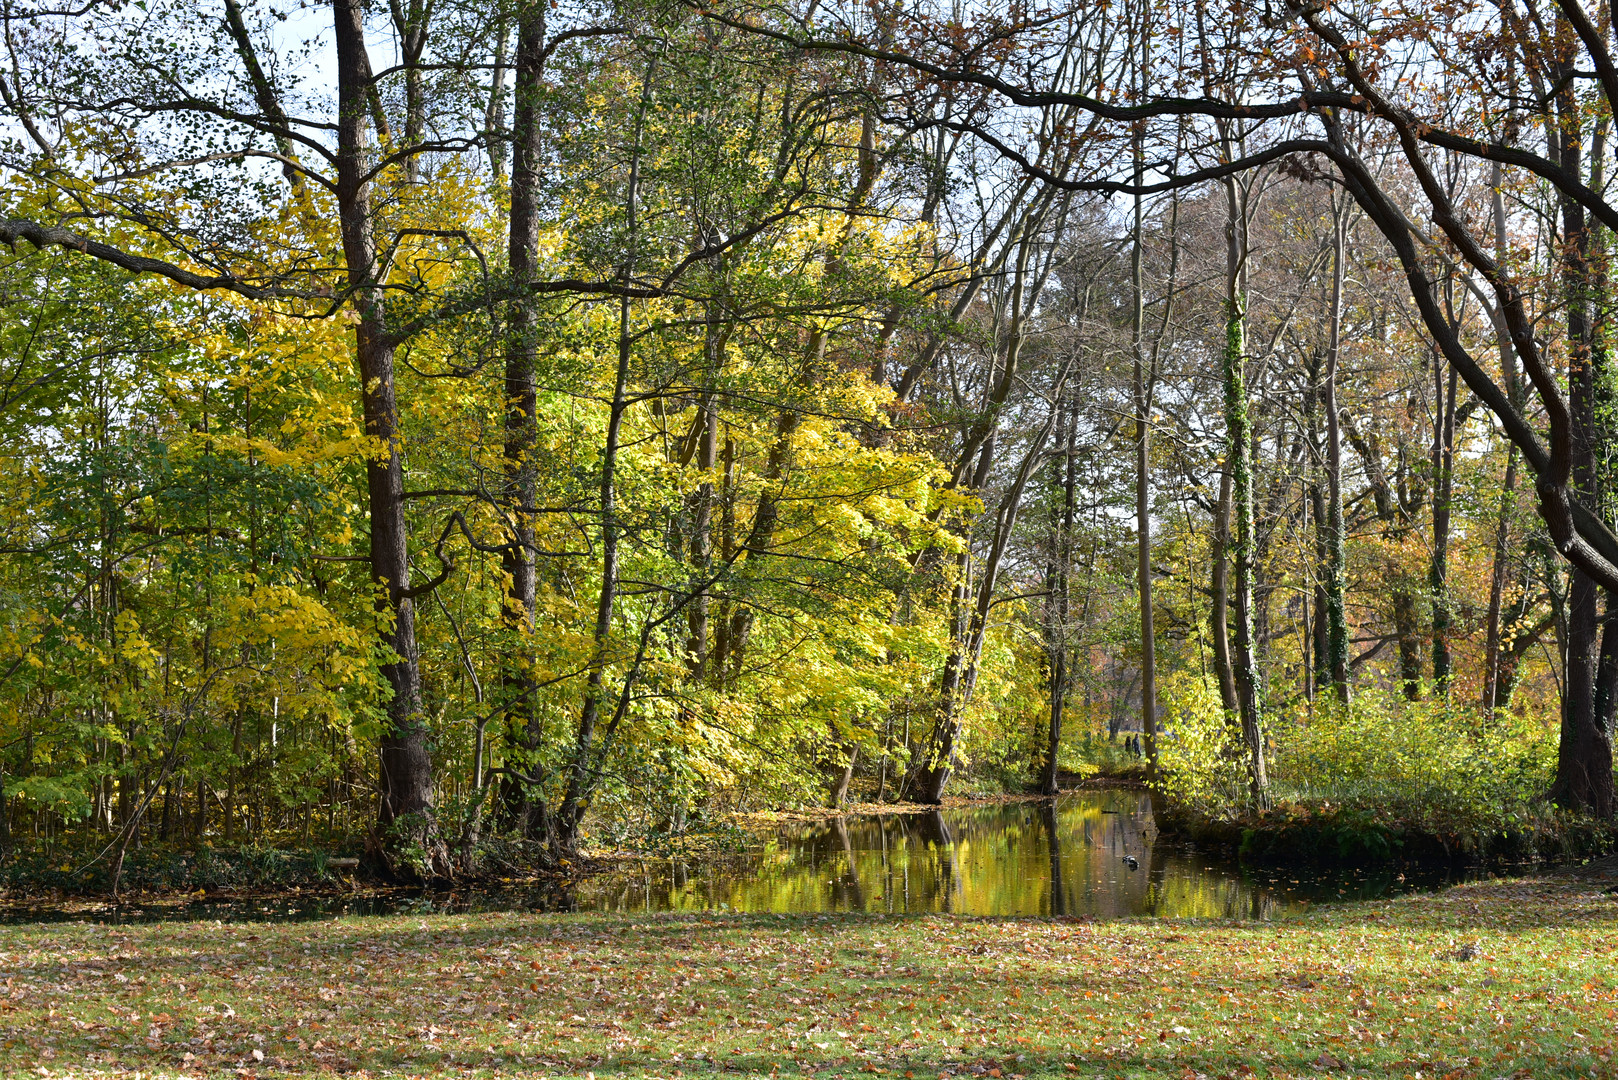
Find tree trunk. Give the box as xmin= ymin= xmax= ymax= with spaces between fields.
xmin=685 ymin=372 xmax=720 ymax=680
xmin=1132 ymin=83 xmax=1157 ymax=777
xmin=826 ymin=738 xmax=858 ymax=809
xmin=388 ymin=0 xmax=428 ymax=183
xmin=1484 ymin=160 xmax=1525 ymax=715
xmin=502 ymin=0 xmax=545 ymax=839
xmin=1550 ymin=66 xmax=1615 ymax=816
xmin=1220 ymin=164 xmax=1264 ymax=804
xmin=1322 ymin=202 xmax=1350 ymax=701
xmin=1393 ymin=590 xmax=1423 ymax=701
xmin=1039 ymin=395 xmax=1077 ymax=796
xmin=334 ymin=0 xmax=437 ymax=851
xmin=1305 ymin=354 xmax=1327 ymax=699
xmin=1484 ymin=447 xmax=1520 ymax=713
xmin=1210 ymin=461 xmax=1238 ymax=713
xmin=552 ymin=69 xmax=653 ymax=860
xmin=1430 ymin=353 xmax=1457 ymax=695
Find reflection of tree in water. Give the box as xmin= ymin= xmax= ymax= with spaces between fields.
xmin=1040 ymin=801 xmax=1064 ymax=915
xmin=571 ymin=792 xmax=1408 ymax=919
xmin=829 ymin=818 xmax=866 ymax=909
xmin=913 ymin=811 xmax=958 ymax=913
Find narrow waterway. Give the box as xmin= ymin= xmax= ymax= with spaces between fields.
xmin=578 ymin=789 xmax=1483 ymax=920
xmin=4 ymin=790 xmax=1493 ymax=923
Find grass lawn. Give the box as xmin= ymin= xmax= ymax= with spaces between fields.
xmin=0 ymin=876 xmax=1612 ymax=1079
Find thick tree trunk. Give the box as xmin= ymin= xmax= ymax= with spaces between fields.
xmin=1556 ymin=571 xmax=1614 ymax=814
xmin=334 ymin=0 xmax=437 ymax=849
xmin=1218 ymin=161 xmax=1264 ymax=803
xmin=502 ymin=1 xmax=545 ymax=839
xmin=1550 ymin=73 xmax=1615 ymax=815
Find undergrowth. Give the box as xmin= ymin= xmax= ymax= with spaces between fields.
xmin=1152 ymin=673 xmax=1580 ymax=860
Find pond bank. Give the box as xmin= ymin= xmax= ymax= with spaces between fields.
xmin=0 ymin=872 xmax=1612 ymax=1078
xmin=0 ymin=791 xmax=1501 ymax=924
xmin=1155 ymin=796 xmax=1618 ymax=868
xmin=2 ymin=782 xmax=1593 ymax=916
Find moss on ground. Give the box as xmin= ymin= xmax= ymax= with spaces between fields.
xmin=0 ymin=875 xmax=1612 ymax=1078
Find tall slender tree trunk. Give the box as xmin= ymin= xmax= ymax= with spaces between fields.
xmin=553 ymin=76 xmax=649 ymax=860
xmin=1322 ymin=203 xmax=1350 ymax=701
xmin=1549 ymin=56 xmax=1616 ymax=816
xmin=388 ymin=0 xmax=428 ymax=184
xmin=485 ymin=20 xmax=511 ymax=180
xmin=1484 ymin=160 xmax=1525 ymax=715
xmin=1430 ymin=353 xmax=1458 ymax=695
xmin=1219 ymin=170 xmax=1264 ymax=804
xmin=502 ymin=0 xmax=545 ymax=839
xmin=1483 ymin=447 xmax=1520 ymax=713
xmin=334 ymin=0 xmax=437 ymax=850
xmin=1210 ymin=462 xmax=1238 ymax=713
xmin=1131 ymin=77 xmax=1157 ymax=777
xmin=1305 ymin=355 xmax=1327 ymax=699
xmin=685 ymin=332 xmax=721 ymax=679
xmin=1040 ymin=394 xmax=1077 ymax=796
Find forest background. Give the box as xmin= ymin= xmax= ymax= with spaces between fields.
xmin=0 ymin=0 xmax=1608 ymax=883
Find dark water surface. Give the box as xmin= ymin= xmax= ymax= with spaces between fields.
xmin=579 ymin=789 xmax=1487 ymax=920
xmin=4 ymin=791 xmax=1499 ymax=924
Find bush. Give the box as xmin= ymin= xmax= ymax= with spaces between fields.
xmin=1271 ymin=686 xmax=1555 ymax=830
xmin=1153 ymin=676 xmax=1558 ymax=841
xmin=1154 ymin=671 xmax=1250 ymax=814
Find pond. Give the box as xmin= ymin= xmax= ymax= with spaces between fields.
xmin=577 ymin=788 xmax=1484 ymax=920
xmin=22 ymin=789 xmax=1492 ymax=924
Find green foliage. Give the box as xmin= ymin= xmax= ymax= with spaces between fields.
xmin=1154 ymin=671 xmax=1248 ymax=813
xmin=0 ymin=843 xmax=347 ymax=894
xmin=1271 ymin=686 xmax=1556 ymax=830
xmin=1155 ymin=675 xmax=1559 ymax=853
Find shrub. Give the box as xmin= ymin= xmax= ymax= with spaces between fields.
xmin=1153 ymin=671 xmax=1250 ymax=815
xmin=1152 ymin=676 xmax=1558 ymax=839
xmin=1270 ymin=686 xmax=1556 ymax=830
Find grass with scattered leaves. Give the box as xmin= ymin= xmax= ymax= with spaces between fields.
xmin=0 ymin=876 xmax=1613 ymax=1079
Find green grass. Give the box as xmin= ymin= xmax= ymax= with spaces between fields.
xmin=0 ymin=877 xmax=1615 ymax=1078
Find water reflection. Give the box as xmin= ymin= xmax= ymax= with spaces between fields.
xmin=579 ymin=789 xmax=1483 ymax=919
xmin=1 ymin=790 xmax=1497 ymax=924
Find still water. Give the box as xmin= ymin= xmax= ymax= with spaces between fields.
xmin=578 ymin=789 xmax=1481 ymax=920
xmin=10 ymin=790 xmax=1492 ymax=923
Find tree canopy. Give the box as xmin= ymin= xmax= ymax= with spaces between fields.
xmin=0 ymin=0 xmax=1613 ymax=876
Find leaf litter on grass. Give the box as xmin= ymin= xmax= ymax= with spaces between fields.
xmin=0 ymin=877 xmax=1613 ymax=1079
